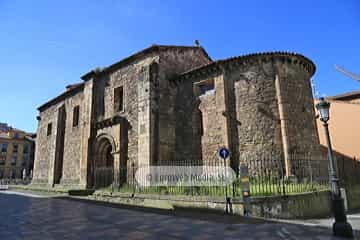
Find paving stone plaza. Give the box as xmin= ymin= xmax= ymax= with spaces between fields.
xmin=1 ymin=192 xmax=358 ymax=240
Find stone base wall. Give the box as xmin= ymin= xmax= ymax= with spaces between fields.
xmin=251 ymin=191 xmax=332 ymax=219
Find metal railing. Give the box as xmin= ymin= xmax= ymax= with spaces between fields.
xmin=235 ymin=154 xmax=329 ymax=196
xmin=93 ymin=154 xmax=332 ymax=198
xmin=336 ymin=156 xmax=360 ymax=189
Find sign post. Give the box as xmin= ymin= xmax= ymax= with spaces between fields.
xmin=240 ymin=163 xmax=251 ymax=216
xmin=219 ymin=147 xmax=231 ymax=214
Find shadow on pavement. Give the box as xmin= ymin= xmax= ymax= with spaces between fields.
xmin=56 ymin=196 xmax=269 ymax=225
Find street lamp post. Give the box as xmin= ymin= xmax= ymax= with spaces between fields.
xmin=316 ymin=97 xmax=353 ymax=238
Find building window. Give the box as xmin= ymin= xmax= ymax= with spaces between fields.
xmin=0 ymin=169 xmax=3 ymax=178
xmin=195 ymin=79 xmax=215 ymax=96
xmin=14 ymin=133 xmax=19 ymax=139
xmin=13 ymin=144 xmax=18 ymax=153
xmin=114 ymin=86 xmax=124 ymax=112
xmin=22 ymin=155 xmax=28 ymax=166
xmin=73 ymin=105 xmax=80 ymax=127
xmin=23 ymin=144 xmax=29 ymax=154
xmin=0 ymin=155 xmax=5 ymax=165
xmin=1 ymin=143 xmax=7 ymax=153
xmin=11 ymin=155 xmax=17 ymax=165
xmin=11 ymin=169 xmax=16 ymax=179
xmin=47 ymin=123 xmax=52 ymax=136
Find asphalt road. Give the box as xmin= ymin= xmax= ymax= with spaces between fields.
xmin=0 ymin=191 xmax=358 ymax=240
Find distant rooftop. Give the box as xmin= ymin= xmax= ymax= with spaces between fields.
xmin=0 ymin=122 xmax=10 ymax=132
xmin=328 ymin=90 xmax=360 ymax=101
xmin=0 ymin=122 xmax=34 ymax=137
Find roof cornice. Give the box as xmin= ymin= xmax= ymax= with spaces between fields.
xmin=37 ymin=83 xmax=84 ymax=112
xmin=175 ymin=51 xmax=316 ymax=82
xmin=327 ymin=90 xmax=360 ymax=101
xmin=81 ymin=44 xmax=212 ymax=81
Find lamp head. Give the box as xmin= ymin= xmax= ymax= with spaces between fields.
xmin=316 ymin=97 xmax=330 ymax=123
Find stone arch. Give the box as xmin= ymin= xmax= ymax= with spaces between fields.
xmin=93 ymin=134 xmax=116 ymax=188
xmin=95 ymin=134 xmax=116 ymax=165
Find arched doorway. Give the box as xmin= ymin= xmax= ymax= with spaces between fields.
xmin=93 ymin=135 xmax=115 ymax=189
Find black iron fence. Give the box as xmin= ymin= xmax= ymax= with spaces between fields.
xmin=336 ymin=156 xmax=360 ymax=189
xmin=93 ymin=154 xmax=334 ymax=198
xmin=237 ymin=154 xmax=329 ymax=196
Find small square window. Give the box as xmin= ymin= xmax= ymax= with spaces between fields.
xmin=195 ymin=79 xmax=215 ymax=96
xmin=114 ymin=86 xmax=124 ymax=112
xmin=73 ymin=105 xmax=80 ymax=127
xmin=47 ymin=123 xmax=52 ymax=136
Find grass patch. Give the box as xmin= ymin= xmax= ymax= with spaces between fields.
xmin=97 ymin=181 xmax=328 ymax=198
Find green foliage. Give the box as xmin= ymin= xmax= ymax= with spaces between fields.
xmin=99 ymin=179 xmax=329 ymax=197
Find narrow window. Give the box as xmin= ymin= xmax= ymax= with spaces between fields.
xmin=114 ymin=86 xmax=124 ymax=112
xmin=11 ymin=155 xmax=17 ymax=165
xmin=1 ymin=143 xmax=7 ymax=153
xmin=0 ymin=155 xmax=5 ymax=165
xmin=47 ymin=123 xmax=52 ymax=136
xmin=22 ymin=155 xmax=28 ymax=166
xmin=23 ymin=144 xmax=29 ymax=154
xmin=73 ymin=105 xmax=80 ymax=127
xmin=13 ymin=144 xmax=18 ymax=153
xmin=199 ymin=112 xmax=204 ymax=136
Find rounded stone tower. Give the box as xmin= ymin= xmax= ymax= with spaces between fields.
xmin=175 ymin=51 xmax=320 ymax=177
xmin=225 ymin=52 xmax=319 ymax=175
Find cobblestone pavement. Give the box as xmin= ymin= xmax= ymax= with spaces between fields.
xmin=0 ymin=191 xmax=358 ymax=240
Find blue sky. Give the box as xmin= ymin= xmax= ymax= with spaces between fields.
xmin=0 ymin=0 xmax=359 ymax=132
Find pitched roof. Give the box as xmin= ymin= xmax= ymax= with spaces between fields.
xmin=175 ymin=51 xmax=316 ymax=82
xmin=37 ymin=82 xmax=84 ymax=111
xmin=81 ymin=44 xmax=212 ymax=81
xmin=327 ymin=90 xmax=360 ymax=101
xmin=0 ymin=125 xmax=33 ymax=140
xmin=37 ymin=44 xmax=211 ymax=112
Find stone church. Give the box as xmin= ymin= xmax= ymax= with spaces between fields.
xmin=32 ymin=44 xmax=321 ymax=188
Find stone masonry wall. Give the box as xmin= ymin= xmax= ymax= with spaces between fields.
xmin=33 ymin=90 xmax=84 ymax=186
xmin=198 ymin=89 xmax=219 ymax=163
xmin=34 ymin=48 xmax=320 ymax=188
xmin=33 ymin=103 xmax=60 ymax=185
xmin=173 ymin=78 xmax=199 ymax=162
xmin=230 ymin=61 xmax=283 ymax=162
xmin=94 ymin=54 xmax=159 ymax=169
xmin=173 ymin=53 xmax=319 ymax=175
xmin=275 ymin=59 xmax=322 ymax=158
xmin=60 ymin=91 xmax=84 ymax=185
xmin=158 ymin=48 xmax=211 ymax=164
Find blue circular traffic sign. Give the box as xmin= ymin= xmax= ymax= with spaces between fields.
xmin=219 ymin=147 xmax=230 ymax=159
